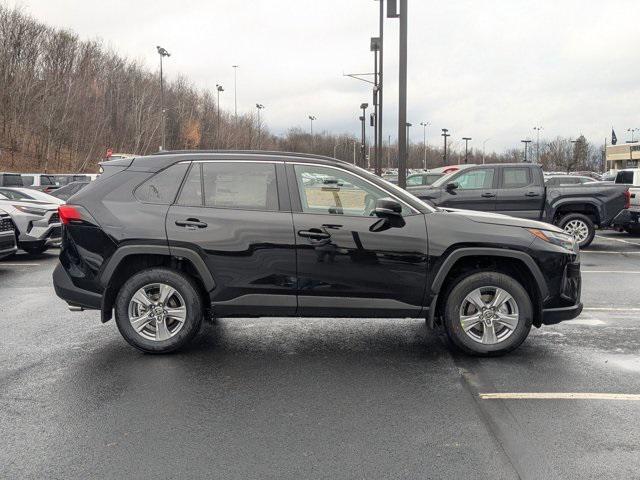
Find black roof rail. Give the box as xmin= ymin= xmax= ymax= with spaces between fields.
xmin=151 ymin=149 xmax=349 ymax=164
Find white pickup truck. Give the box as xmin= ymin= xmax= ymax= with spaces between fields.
xmin=612 ymin=169 xmax=640 ymax=234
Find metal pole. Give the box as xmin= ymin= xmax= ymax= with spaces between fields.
xmin=397 ymin=0 xmax=408 ymax=188
xmin=482 ymin=138 xmax=490 ymax=164
xmin=421 ymin=122 xmax=427 ymax=169
xmin=377 ymin=0 xmax=384 ymax=177
xmin=353 ymin=140 xmax=356 ymax=164
xmin=232 ymin=65 xmax=239 ymax=120
xmin=462 ymin=137 xmax=472 ymax=164
xmin=159 ymin=53 xmax=164 ymax=150
xmin=373 ymin=48 xmax=378 ymax=175
xmin=441 ymin=128 xmax=450 ymax=165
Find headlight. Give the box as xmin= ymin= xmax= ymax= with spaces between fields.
xmin=13 ymin=205 xmax=46 ymax=216
xmin=528 ymin=228 xmax=577 ymax=252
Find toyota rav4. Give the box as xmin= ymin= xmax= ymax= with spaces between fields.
xmin=53 ymin=151 xmax=582 ymax=355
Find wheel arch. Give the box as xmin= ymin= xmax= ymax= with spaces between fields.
xmin=550 ymin=200 xmax=601 ymax=225
xmin=99 ymin=245 xmax=214 ymax=323
xmin=428 ymin=248 xmax=548 ymax=328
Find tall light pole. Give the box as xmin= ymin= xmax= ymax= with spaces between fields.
xmin=359 ymin=103 xmax=368 ymax=168
xmin=628 ymin=128 xmax=639 ymax=142
xmin=156 ymin=46 xmax=171 ymax=151
xmin=420 ymin=121 xmax=430 ymax=170
xmin=232 ymin=65 xmax=239 ymax=120
xmin=521 ymin=139 xmax=532 ymax=162
xmin=406 ymin=122 xmax=412 ymax=166
xmin=482 ymin=138 xmax=491 ymax=164
xmin=215 ymin=84 xmax=224 ymax=145
xmin=387 ymin=0 xmax=407 ymax=187
xmin=462 ymin=137 xmax=472 ymax=164
xmin=255 ymin=104 xmax=264 ymax=149
xmin=533 ymin=126 xmax=543 ymax=163
xmin=376 ymin=0 xmax=384 ymax=177
xmin=308 ymin=115 xmax=316 ymax=136
xmin=370 ymin=36 xmax=381 ymax=176
xmin=441 ymin=128 xmax=450 ymax=165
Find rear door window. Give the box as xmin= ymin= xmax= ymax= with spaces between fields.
xmin=502 ymin=168 xmax=531 ymax=188
xmin=201 ymin=162 xmax=279 ymax=211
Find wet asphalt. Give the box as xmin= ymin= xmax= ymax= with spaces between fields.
xmin=1 ymin=231 xmax=639 ymax=479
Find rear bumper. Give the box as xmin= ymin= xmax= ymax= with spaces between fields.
xmin=612 ymin=208 xmax=640 ymax=227
xmin=53 ymin=262 xmax=101 ymax=310
xmin=542 ymin=302 xmax=583 ymax=325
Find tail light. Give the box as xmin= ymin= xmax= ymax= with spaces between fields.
xmin=624 ymin=189 xmax=631 ymax=209
xmin=58 ymin=204 xmax=97 ymax=226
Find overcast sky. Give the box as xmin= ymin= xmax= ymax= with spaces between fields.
xmin=14 ymin=0 xmax=640 ymax=153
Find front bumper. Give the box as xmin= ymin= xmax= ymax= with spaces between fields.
xmin=53 ymin=262 xmax=102 ymax=310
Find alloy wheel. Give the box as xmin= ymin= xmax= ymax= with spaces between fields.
xmin=563 ymin=219 xmax=589 ymax=244
xmin=127 ymin=283 xmax=187 ymax=341
xmin=459 ymin=286 xmax=519 ymax=345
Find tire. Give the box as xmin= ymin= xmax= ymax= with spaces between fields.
xmin=443 ymin=271 xmax=533 ymax=356
xmin=557 ymin=213 xmax=595 ymax=249
xmin=115 ymin=267 xmax=203 ymax=353
xmin=624 ymin=225 xmax=640 ymax=236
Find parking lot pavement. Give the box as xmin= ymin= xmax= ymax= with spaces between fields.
xmin=1 ymin=238 xmax=639 ymax=479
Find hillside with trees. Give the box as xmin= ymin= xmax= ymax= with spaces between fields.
xmin=0 ymin=5 xmax=604 ymax=174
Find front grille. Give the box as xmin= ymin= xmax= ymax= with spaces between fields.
xmin=0 ymin=217 xmax=15 ymax=233
xmin=49 ymin=212 xmax=60 ymax=224
xmin=0 ymin=236 xmax=16 ymax=251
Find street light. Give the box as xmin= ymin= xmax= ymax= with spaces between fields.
xmin=215 ymin=84 xmax=224 ymax=143
xmin=406 ymin=123 xmax=412 ymax=162
xmin=441 ymin=128 xmax=450 ymax=165
xmin=521 ymin=139 xmax=532 ymax=162
xmin=628 ymin=128 xmax=639 ymax=142
xmin=232 ymin=65 xmax=239 ymax=119
xmin=462 ymin=137 xmax=472 ymax=164
xmin=256 ymin=104 xmax=265 ymax=149
xmin=420 ymin=121 xmax=430 ymax=170
xmin=156 ymin=45 xmax=171 ymax=151
xmin=359 ymin=103 xmax=368 ymax=168
xmin=308 ymin=115 xmax=316 ymax=136
xmin=533 ymin=126 xmax=543 ymax=163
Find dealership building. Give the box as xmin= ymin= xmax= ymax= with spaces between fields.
xmin=606 ymin=141 xmax=640 ymax=171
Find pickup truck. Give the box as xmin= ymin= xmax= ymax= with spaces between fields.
xmin=407 ymin=163 xmax=629 ymax=248
xmin=611 ymin=168 xmax=640 ymax=234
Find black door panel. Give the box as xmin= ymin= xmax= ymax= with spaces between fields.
xmin=495 ymin=166 xmax=544 ymax=219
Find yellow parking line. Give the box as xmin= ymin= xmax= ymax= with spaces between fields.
xmin=480 ymin=392 xmax=640 ymax=401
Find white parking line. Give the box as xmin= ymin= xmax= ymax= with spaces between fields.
xmin=0 ymin=263 xmax=41 ymax=267
xmin=564 ymin=319 xmax=606 ymax=325
xmin=480 ymin=392 xmax=640 ymax=401
xmin=581 ymin=250 xmax=640 ymax=254
xmin=596 ymin=235 xmax=640 ymax=246
xmin=582 ymin=270 xmax=640 ymax=273
xmin=583 ymin=307 xmax=640 ymax=312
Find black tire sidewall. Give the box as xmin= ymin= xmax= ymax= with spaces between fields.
xmin=115 ymin=268 xmax=203 ymax=353
xmin=558 ymin=213 xmax=595 ymax=248
xmin=443 ymin=272 xmax=533 ymax=356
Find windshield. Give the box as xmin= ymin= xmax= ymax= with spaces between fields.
xmin=0 ymin=188 xmax=35 ymax=200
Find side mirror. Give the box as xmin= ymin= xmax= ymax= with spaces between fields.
xmin=373 ymin=197 xmax=402 ymax=218
xmin=445 ymin=182 xmax=458 ymax=191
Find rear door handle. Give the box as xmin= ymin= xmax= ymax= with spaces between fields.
xmin=481 ymin=192 xmax=496 ymax=198
xmin=525 ymin=192 xmax=540 ymax=197
xmin=175 ymin=218 xmax=208 ymax=229
xmin=298 ymin=229 xmax=330 ymax=240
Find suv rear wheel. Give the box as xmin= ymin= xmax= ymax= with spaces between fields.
xmin=115 ymin=268 xmax=203 ymax=353
xmin=443 ymin=272 xmax=533 ymax=356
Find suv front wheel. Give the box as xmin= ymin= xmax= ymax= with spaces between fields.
xmin=115 ymin=268 xmax=203 ymax=353
xmin=443 ymin=272 xmax=533 ymax=356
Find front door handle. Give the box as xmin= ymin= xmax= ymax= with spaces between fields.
xmin=525 ymin=192 xmax=540 ymax=197
xmin=298 ymin=229 xmax=330 ymax=240
xmin=175 ymin=218 xmax=208 ymax=229
xmin=481 ymin=192 xmax=496 ymax=198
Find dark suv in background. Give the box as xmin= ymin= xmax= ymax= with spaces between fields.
xmin=53 ymin=151 xmax=582 ymax=356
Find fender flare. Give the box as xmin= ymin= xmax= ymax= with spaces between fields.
xmin=99 ymin=244 xmax=215 ymax=291
xmin=547 ymin=199 xmax=602 ymax=224
xmin=427 ymin=247 xmax=548 ymax=326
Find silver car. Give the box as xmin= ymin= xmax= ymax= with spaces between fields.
xmin=0 ymin=192 xmax=61 ymax=254
xmin=0 ymin=208 xmax=18 ymax=259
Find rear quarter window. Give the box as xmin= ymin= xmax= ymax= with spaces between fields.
xmin=502 ymin=168 xmax=531 ymax=188
xmin=615 ymin=171 xmax=635 ymax=185
xmin=135 ymin=163 xmax=189 ymax=204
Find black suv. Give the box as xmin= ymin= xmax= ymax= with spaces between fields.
xmin=53 ymin=151 xmax=582 ymax=355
